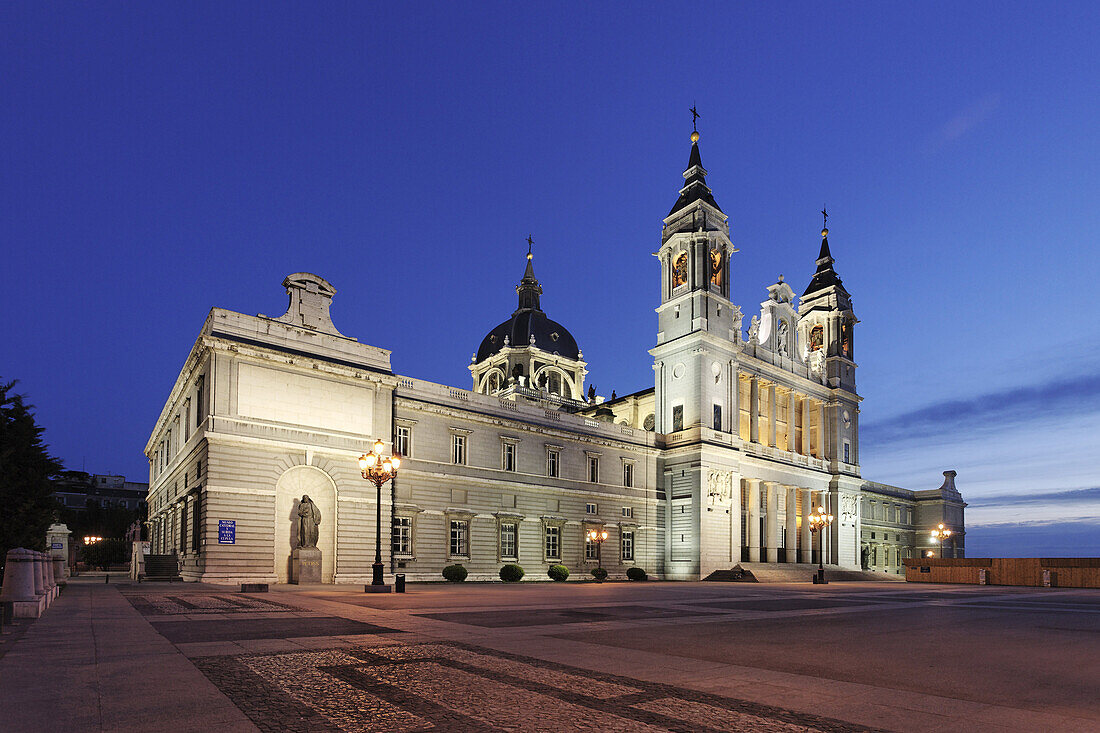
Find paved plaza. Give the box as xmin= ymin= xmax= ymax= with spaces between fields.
xmin=1 ymin=576 xmax=1097 ymax=732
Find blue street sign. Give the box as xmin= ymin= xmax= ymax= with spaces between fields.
xmin=51 ymin=542 xmax=63 ymax=549
xmin=218 ymin=520 xmax=236 ymax=544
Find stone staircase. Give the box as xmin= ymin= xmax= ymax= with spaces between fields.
xmin=704 ymin=562 xmax=905 ymax=583
xmin=140 ymin=554 xmax=183 ymax=582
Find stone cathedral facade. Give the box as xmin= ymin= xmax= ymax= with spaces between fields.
xmin=144 ymin=130 xmax=965 ymax=584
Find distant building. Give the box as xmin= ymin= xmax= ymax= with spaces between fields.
xmin=53 ymin=472 xmax=148 ymax=512
xmin=144 ymin=127 xmax=965 ymax=584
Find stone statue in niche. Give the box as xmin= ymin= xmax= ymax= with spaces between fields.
xmin=297 ymin=495 xmax=321 ymax=549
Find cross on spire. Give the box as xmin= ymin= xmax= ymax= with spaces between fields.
xmin=526 ymin=235 xmax=533 ymax=258
xmin=690 ymin=104 xmax=700 ymax=132
xmin=821 ymin=206 xmax=828 ymax=229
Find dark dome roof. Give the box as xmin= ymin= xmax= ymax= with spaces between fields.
xmin=477 ymin=310 xmax=580 ymax=362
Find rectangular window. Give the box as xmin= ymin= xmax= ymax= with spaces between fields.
xmin=713 ymin=404 xmax=722 ymax=431
xmin=622 ymin=506 xmax=633 ymax=518
xmin=392 ymin=516 xmax=411 ymax=556
xmin=502 ymin=442 xmax=516 ymax=472
xmin=195 ymin=376 xmax=204 ymax=428
xmin=587 ymin=455 xmax=599 ymax=483
xmin=196 ymin=459 xmax=202 ymax=482
xmin=844 ymin=441 xmax=850 ymax=463
xmin=585 ymin=535 xmax=599 ymax=560
xmin=621 ymin=530 xmax=635 ymax=561
xmin=623 ymin=462 xmax=634 ymax=488
xmin=451 ymin=434 xmax=467 ymax=465
xmin=672 ymin=404 xmax=683 ymax=432
xmin=500 ymin=522 xmax=517 ymax=559
xmin=179 ymin=501 xmax=188 ymax=554
xmin=544 ymin=525 xmax=560 ymax=560
xmin=395 ymin=425 xmax=411 ymax=457
xmin=586 ymin=502 xmax=597 ymax=515
xmin=191 ymin=493 xmax=201 ymax=552
xmin=547 ymin=449 xmax=559 ymax=478
xmin=449 ymin=519 xmax=469 ymax=557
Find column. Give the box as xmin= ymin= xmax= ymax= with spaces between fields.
xmin=749 ymin=377 xmax=760 ymax=444
xmin=819 ymin=402 xmax=828 ymax=460
xmin=767 ymin=383 xmax=777 ymax=447
xmin=746 ymin=479 xmax=761 ymax=562
xmin=786 ymin=486 xmax=799 ymax=563
xmin=801 ymin=398 xmax=811 ymax=455
xmin=764 ymin=481 xmax=778 ymax=563
xmin=787 ymin=391 xmax=797 ymax=452
xmin=800 ymin=489 xmax=813 ymax=563
xmin=730 ymin=365 xmax=740 ymax=436
xmin=730 ymin=474 xmax=742 ymax=563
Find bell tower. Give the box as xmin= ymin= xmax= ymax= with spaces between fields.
xmin=798 ymin=213 xmax=860 ymax=471
xmin=797 ymin=215 xmax=857 ymax=394
xmin=651 ymin=125 xmax=742 ymax=434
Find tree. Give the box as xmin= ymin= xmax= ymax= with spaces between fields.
xmin=0 ymin=380 xmax=63 ymax=560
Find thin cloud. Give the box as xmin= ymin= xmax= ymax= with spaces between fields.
xmin=861 ymin=372 xmax=1100 ymax=446
xmin=926 ymin=93 xmax=1001 ymax=151
xmin=966 ymin=486 xmax=1100 ymax=507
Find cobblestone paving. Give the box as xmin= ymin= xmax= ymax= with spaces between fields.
xmin=193 ymin=641 xmax=880 ymax=732
xmin=123 ymin=592 xmax=296 ymax=615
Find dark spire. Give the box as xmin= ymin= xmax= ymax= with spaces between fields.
xmin=803 ymin=215 xmax=846 ymax=297
xmin=516 ymin=236 xmax=542 ymax=311
xmin=668 ymin=122 xmax=722 ymax=217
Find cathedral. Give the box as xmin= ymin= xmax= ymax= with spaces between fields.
xmin=144 ymin=127 xmax=966 ymax=584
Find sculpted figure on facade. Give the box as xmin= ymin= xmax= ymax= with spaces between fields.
xmin=297 ymin=495 xmax=321 ymax=548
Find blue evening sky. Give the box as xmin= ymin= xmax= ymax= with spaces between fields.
xmin=3 ymin=2 xmax=1098 ymax=555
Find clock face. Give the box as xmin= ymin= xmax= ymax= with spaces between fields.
xmin=710 ymin=249 xmax=723 ymax=287
xmin=672 ymin=253 xmax=688 ymax=288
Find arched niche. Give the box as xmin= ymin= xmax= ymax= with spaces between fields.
xmin=274 ymin=465 xmax=337 ymax=583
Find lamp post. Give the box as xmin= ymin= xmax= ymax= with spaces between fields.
xmin=586 ymin=528 xmax=608 ymax=580
xmin=807 ymin=506 xmax=834 ymax=584
xmin=930 ymin=523 xmax=952 ymax=559
xmin=358 ymin=439 xmax=400 ymax=591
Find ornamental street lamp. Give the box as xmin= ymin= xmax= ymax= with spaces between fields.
xmin=358 ymin=439 xmax=401 ymax=591
xmin=586 ymin=529 xmax=608 ymax=580
xmin=807 ymin=506 xmax=834 ymax=584
xmin=930 ymin=523 xmax=952 ymax=559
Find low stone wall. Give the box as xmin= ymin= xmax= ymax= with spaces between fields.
xmin=904 ymin=557 xmax=1100 ymax=588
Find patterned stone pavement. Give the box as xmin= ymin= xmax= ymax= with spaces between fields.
xmin=123 ymin=592 xmax=296 ymax=615
xmin=193 ymin=640 xmax=875 ymax=732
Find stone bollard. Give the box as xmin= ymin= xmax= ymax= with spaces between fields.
xmin=38 ymin=552 xmax=53 ymax=603
xmin=44 ymin=554 xmax=57 ymax=598
xmin=0 ymin=549 xmax=47 ymax=618
xmin=52 ymin=557 xmax=66 ymax=589
xmin=31 ymin=552 xmax=46 ymax=600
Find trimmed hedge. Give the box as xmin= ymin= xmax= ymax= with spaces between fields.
xmin=499 ymin=563 xmax=525 ymax=582
xmin=626 ymin=567 xmax=648 ymax=581
xmin=591 ymin=567 xmax=608 ymax=581
xmin=547 ymin=564 xmax=570 ymax=582
xmin=442 ymin=564 xmax=468 ymax=582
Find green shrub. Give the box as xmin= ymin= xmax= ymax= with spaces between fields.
xmin=591 ymin=567 xmax=608 ymax=581
xmin=626 ymin=567 xmax=648 ymax=581
xmin=499 ymin=563 xmax=525 ymax=582
xmin=547 ymin=564 xmax=569 ymax=582
xmin=442 ymin=564 xmax=468 ymax=582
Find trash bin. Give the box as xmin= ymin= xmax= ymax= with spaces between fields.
xmin=395 ymin=573 xmax=406 ymax=593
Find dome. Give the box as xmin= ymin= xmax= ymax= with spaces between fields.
xmin=476 ymin=310 xmax=580 ymax=362
xmin=475 ymin=249 xmax=581 ymax=364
